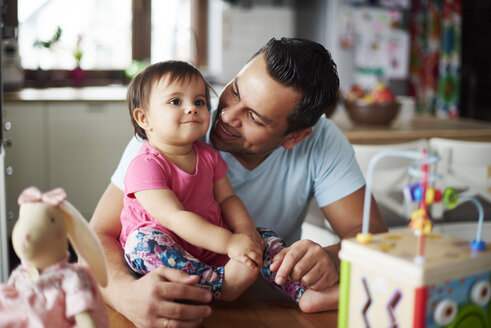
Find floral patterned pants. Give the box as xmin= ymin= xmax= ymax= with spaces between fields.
xmin=124 ymin=227 xmax=305 ymax=302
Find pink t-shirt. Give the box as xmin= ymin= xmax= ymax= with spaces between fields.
xmin=120 ymin=140 xmax=230 ymax=266
xmin=1 ymin=259 xmax=108 ymax=328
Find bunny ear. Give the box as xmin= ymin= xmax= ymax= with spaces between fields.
xmin=41 ymin=188 xmax=67 ymax=206
xmin=18 ymin=187 xmax=67 ymax=206
xmin=60 ymin=200 xmax=108 ymax=287
xmin=18 ymin=186 xmax=43 ymax=205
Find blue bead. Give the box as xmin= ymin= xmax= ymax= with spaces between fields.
xmin=470 ymin=240 xmax=486 ymax=251
xmin=413 ymin=186 xmax=423 ymax=201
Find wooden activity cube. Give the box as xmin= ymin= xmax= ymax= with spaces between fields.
xmin=338 ymin=229 xmax=491 ymax=328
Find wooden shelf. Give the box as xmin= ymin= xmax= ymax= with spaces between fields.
xmin=333 ymin=115 xmax=491 ymax=144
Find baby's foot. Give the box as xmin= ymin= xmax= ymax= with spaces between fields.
xmin=220 ymin=259 xmax=258 ymax=301
xmin=298 ymin=285 xmax=339 ymax=313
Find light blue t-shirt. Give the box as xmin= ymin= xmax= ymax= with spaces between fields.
xmin=111 ymin=113 xmax=365 ymax=245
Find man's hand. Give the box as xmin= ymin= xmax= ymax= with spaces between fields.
xmin=123 ymin=267 xmax=212 ymax=328
xmin=269 ymin=239 xmax=339 ymax=291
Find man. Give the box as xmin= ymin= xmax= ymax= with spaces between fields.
xmin=90 ymin=37 xmax=387 ymax=328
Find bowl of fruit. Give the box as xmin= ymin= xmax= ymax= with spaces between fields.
xmin=343 ymin=83 xmax=400 ymax=126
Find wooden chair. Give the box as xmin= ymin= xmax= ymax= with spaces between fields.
xmin=429 ymin=138 xmax=491 ymax=219
xmin=352 ymin=139 xmax=429 ymax=220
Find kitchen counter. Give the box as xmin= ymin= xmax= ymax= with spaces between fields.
xmin=7 ymin=88 xmax=491 ymax=144
xmin=6 ymin=86 xmax=491 ymax=147
xmin=3 ymin=85 xmax=226 ymax=103
xmin=332 ymin=112 xmax=491 ymax=144
xmin=4 ymin=86 xmax=128 ymax=102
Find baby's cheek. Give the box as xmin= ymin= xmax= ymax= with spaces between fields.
xmin=56 ymin=229 xmax=64 ymax=239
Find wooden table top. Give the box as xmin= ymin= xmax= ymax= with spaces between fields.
xmin=107 ymin=279 xmax=338 ymax=328
xmin=332 ymin=114 xmax=491 ymax=144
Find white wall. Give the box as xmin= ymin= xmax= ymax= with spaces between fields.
xmin=208 ymin=1 xmax=295 ymax=84
xmin=325 ymin=0 xmax=355 ymax=92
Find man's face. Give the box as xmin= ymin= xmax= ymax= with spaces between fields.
xmin=210 ymin=54 xmax=302 ymax=157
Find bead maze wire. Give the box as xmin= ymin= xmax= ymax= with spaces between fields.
xmin=358 ymin=149 xmax=486 ymax=262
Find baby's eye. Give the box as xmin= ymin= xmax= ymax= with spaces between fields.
xmin=169 ymin=98 xmax=181 ymax=105
xmin=195 ymin=99 xmax=205 ymax=106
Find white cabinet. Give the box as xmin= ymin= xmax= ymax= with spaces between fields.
xmin=47 ymin=102 xmax=132 ymax=220
xmin=4 ymin=100 xmax=133 ymax=233
xmin=3 ymin=102 xmax=48 ymax=234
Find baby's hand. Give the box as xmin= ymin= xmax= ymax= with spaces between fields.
xmin=234 ymin=226 xmax=265 ymax=252
xmin=245 ymin=230 xmax=265 ymax=252
xmin=227 ymin=234 xmax=263 ymax=270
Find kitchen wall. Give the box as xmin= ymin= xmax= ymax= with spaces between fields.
xmin=208 ymin=0 xmax=295 ymax=84
xmin=294 ymin=0 xmax=356 ymax=92
xmin=206 ymin=0 xmax=345 ymax=87
xmin=207 ymin=0 xmax=406 ymax=94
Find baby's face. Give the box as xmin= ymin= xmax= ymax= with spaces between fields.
xmin=144 ymin=75 xmax=210 ymax=147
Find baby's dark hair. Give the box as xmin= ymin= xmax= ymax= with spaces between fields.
xmin=252 ymin=37 xmax=339 ymax=134
xmin=127 ymin=60 xmax=213 ymax=140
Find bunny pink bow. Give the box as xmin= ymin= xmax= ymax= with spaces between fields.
xmin=17 ymin=186 xmax=67 ymax=207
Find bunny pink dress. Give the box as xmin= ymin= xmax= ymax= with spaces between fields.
xmin=0 ymin=258 xmax=108 ymax=328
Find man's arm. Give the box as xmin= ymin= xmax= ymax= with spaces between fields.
xmin=270 ymin=186 xmax=387 ymax=292
xmin=90 ymin=183 xmax=212 ymax=328
xmin=320 ymin=185 xmax=387 ymax=274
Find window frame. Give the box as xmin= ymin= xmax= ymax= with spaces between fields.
xmin=6 ymin=0 xmax=208 ymax=88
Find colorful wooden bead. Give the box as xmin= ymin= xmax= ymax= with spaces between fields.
xmin=443 ymin=187 xmax=459 ymax=209
xmin=470 ymin=240 xmax=486 ymax=252
xmin=403 ymin=182 xmax=420 ymax=202
xmin=424 ymin=188 xmax=442 ymax=204
xmin=426 ymin=188 xmax=435 ymax=204
xmin=413 ymin=186 xmax=423 ymax=202
xmin=410 ymin=209 xmax=433 ymax=235
xmin=356 ymin=233 xmax=372 ymax=244
xmin=434 ymin=189 xmax=442 ymax=203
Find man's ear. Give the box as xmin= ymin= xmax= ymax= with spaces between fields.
xmin=133 ymin=108 xmax=150 ymax=131
xmin=281 ymin=128 xmax=312 ymax=149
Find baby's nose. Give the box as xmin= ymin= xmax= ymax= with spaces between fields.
xmin=186 ymin=106 xmax=198 ymax=115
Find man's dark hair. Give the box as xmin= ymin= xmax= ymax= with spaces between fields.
xmin=253 ymin=37 xmax=339 ymax=134
xmin=127 ymin=60 xmax=213 ymax=140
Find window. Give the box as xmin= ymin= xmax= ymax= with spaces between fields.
xmin=14 ymin=0 xmax=207 ymax=87
xmin=151 ymin=0 xmax=194 ymax=64
xmin=19 ymin=0 xmax=132 ymax=70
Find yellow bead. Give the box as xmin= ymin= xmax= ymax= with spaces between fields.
xmin=426 ymin=188 xmax=435 ymax=204
xmin=356 ymin=233 xmax=372 ymax=244
xmin=411 ymin=208 xmax=426 ymax=221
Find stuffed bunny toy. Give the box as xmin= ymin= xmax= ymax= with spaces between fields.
xmin=0 ymin=187 xmax=109 ymax=328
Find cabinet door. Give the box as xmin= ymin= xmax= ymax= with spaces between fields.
xmin=3 ymin=102 xmax=48 ymax=234
xmin=47 ymin=102 xmax=133 ymax=220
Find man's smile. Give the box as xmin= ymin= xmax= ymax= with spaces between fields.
xmin=214 ymin=118 xmax=242 ymax=141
